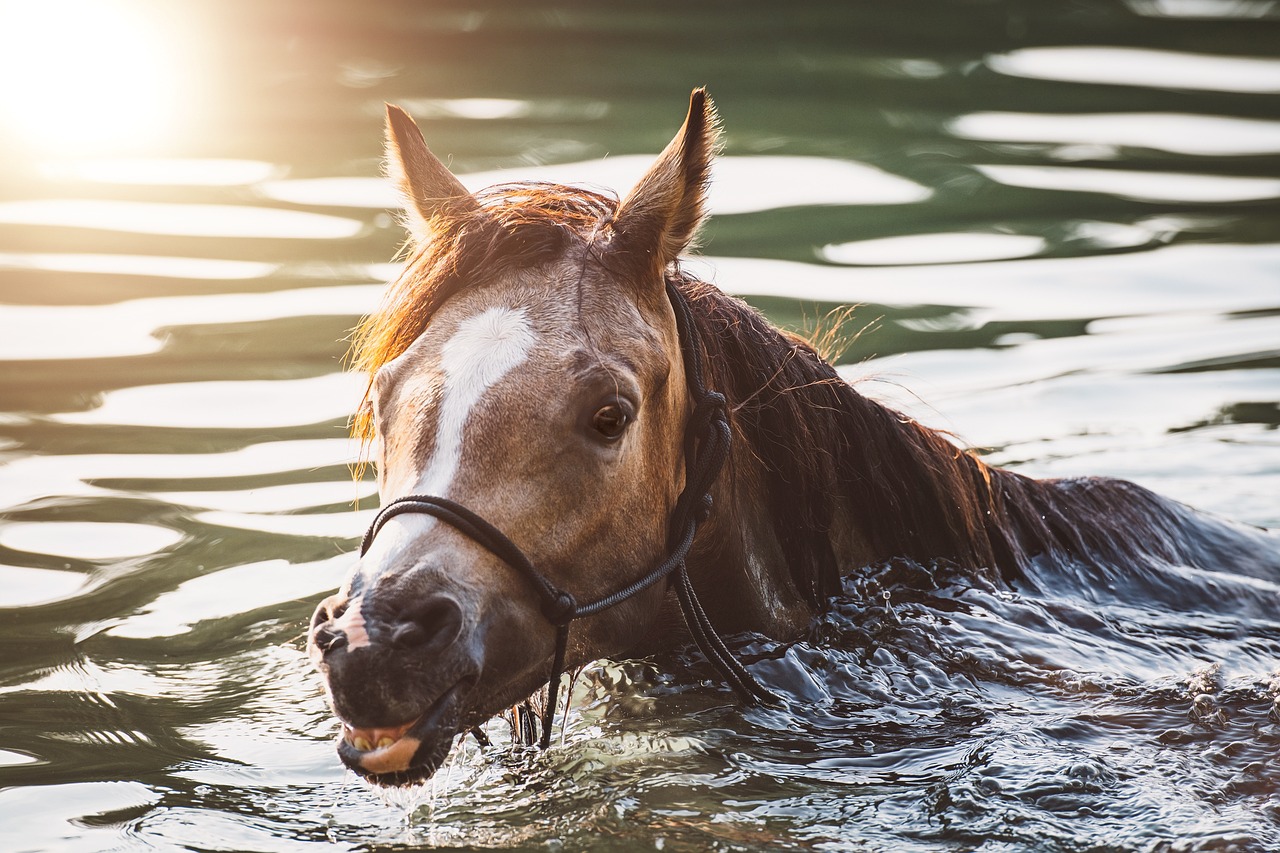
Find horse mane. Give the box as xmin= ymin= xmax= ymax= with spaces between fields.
xmin=676 ymin=276 xmax=1020 ymax=603
xmin=676 ymin=275 xmax=1220 ymax=606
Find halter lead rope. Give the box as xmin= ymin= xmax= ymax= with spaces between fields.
xmin=359 ymin=281 xmax=777 ymax=750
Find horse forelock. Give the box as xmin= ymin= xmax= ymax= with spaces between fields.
xmin=351 ymin=182 xmax=623 ymax=441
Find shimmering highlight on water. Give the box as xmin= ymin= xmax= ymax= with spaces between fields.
xmin=1 ymin=2 xmax=1277 ymax=851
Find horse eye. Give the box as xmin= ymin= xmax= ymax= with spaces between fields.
xmin=592 ymin=403 xmax=631 ymax=440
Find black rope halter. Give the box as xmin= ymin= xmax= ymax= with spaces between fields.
xmin=358 ymin=280 xmax=777 ymax=750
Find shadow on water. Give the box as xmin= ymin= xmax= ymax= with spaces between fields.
xmin=1 ymin=0 xmax=1279 ymax=850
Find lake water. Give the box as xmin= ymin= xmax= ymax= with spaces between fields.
xmin=2 ymin=1 xmax=1279 ymax=850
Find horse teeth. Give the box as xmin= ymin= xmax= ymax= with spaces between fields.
xmin=352 ymin=736 xmax=371 ymax=752
xmin=377 ymin=736 xmax=395 ymax=749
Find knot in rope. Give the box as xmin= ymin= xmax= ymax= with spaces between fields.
xmin=541 ymin=591 xmax=577 ymax=626
xmin=693 ymin=390 xmax=727 ymax=421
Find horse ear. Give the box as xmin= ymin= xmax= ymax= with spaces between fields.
xmin=614 ymin=88 xmax=720 ymax=269
xmin=384 ymin=104 xmax=480 ymax=242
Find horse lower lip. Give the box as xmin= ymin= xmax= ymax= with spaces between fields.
xmin=337 ymin=680 xmax=468 ymax=780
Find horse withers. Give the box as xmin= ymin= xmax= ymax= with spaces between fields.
xmin=308 ymin=89 xmax=1280 ymax=785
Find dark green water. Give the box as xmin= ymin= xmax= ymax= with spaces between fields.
xmin=1 ymin=1 xmax=1279 ymax=850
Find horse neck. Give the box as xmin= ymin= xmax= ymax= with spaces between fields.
xmin=675 ymin=280 xmax=1280 ymax=643
xmin=678 ymin=280 xmax=1046 ymax=633
xmin=693 ymin=381 xmax=1030 ymax=632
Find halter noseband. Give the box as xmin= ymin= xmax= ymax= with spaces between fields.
xmin=358 ymin=281 xmax=777 ymax=750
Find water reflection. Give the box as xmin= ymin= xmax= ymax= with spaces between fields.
xmin=952 ymin=112 xmax=1280 ymax=157
xmin=822 ymin=232 xmax=1046 ymax=265
xmin=0 ymin=252 xmax=277 ymax=281
xmin=0 ymin=521 xmax=181 ymax=561
xmin=194 ymin=509 xmax=375 ymax=539
xmin=0 ymin=564 xmax=88 ymax=607
xmin=0 ymin=749 xmax=40 ymax=766
xmin=0 ymin=285 xmax=377 ymax=359
xmin=1125 ymin=0 xmax=1277 ymax=19
xmin=56 ymin=373 xmax=365 ymax=429
xmin=706 ymin=244 xmax=1280 ymax=320
xmin=1061 ymin=221 xmax=1160 ymax=250
xmin=40 ymin=159 xmax=280 ymax=186
xmin=854 ymin=323 xmax=1280 ymax=452
xmin=401 ymin=97 xmax=531 ymax=120
xmin=988 ymin=46 xmax=1280 ymax=94
xmin=162 ymin=481 xmax=377 ymax=513
xmin=976 ymin=164 xmax=1280 ymax=203
xmin=0 ymin=200 xmax=364 ymax=239
xmin=0 ymin=439 xmax=360 ymax=508
xmin=394 ymin=97 xmax=611 ymax=122
xmin=0 ymin=782 xmax=162 ymax=849
xmin=107 ymin=555 xmax=352 ymax=640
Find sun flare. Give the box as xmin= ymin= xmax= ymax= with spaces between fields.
xmin=0 ymin=0 xmax=182 ymax=156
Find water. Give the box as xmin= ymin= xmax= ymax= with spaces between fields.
xmin=1 ymin=0 xmax=1278 ymax=850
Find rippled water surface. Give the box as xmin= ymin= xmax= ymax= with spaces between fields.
xmin=2 ymin=1 xmax=1279 ymax=850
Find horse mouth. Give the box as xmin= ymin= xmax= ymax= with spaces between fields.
xmin=334 ymin=679 xmax=470 ymax=785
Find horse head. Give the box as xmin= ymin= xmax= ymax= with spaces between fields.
xmin=309 ymin=90 xmax=725 ymax=784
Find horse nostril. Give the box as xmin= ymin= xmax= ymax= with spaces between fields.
xmin=313 ymin=623 xmax=347 ymax=655
xmin=389 ymin=595 xmax=464 ymax=652
xmin=310 ymin=596 xmax=351 ymax=656
xmin=390 ymin=622 xmax=428 ymax=649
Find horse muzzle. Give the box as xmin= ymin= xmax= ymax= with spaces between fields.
xmin=308 ymin=587 xmax=483 ymax=785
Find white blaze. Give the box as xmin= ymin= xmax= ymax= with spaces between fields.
xmin=418 ymin=306 xmax=536 ymax=495
xmin=359 ymin=305 xmax=535 ymax=583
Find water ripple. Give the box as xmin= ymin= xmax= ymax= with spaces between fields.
xmin=951 ymin=112 xmax=1280 ymax=157
xmin=0 ymin=438 xmax=360 ymax=510
xmin=160 ymin=481 xmax=376 ymax=513
xmin=54 ymin=373 xmax=364 ymax=429
xmin=0 ymin=564 xmax=88 ymax=607
xmin=194 ymin=509 xmax=375 ymax=540
xmin=0 ymin=285 xmax=378 ymax=359
xmin=0 ymin=521 xmax=181 ymax=561
xmin=703 ymin=243 xmax=1280 ymax=320
xmin=987 ymin=46 xmax=1280 ymax=94
xmin=106 ymin=554 xmax=351 ymax=640
xmin=0 ymin=200 xmax=364 ymax=239
xmin=976 ymin=164 xmax=1280 ymax=203
xmin=822 ymin=232 xmax=1046 ymax=265
xmin=39 ymin=158 xmax=281 ymax=186
xmin=0 ymin=252 xmax=278 ymax=281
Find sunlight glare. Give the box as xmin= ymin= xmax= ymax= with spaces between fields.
xmin=0 ymin=0 xmax=182 ymax=155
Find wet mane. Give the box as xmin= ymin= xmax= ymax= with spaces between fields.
xmin=678 ymin=276 xmax=1028 ymax=602
xmin=679 ymin=278 xmax=1238 ymax=603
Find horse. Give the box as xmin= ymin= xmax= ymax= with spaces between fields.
xmin=307 ymin=88 xmax=1280 ymax=786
